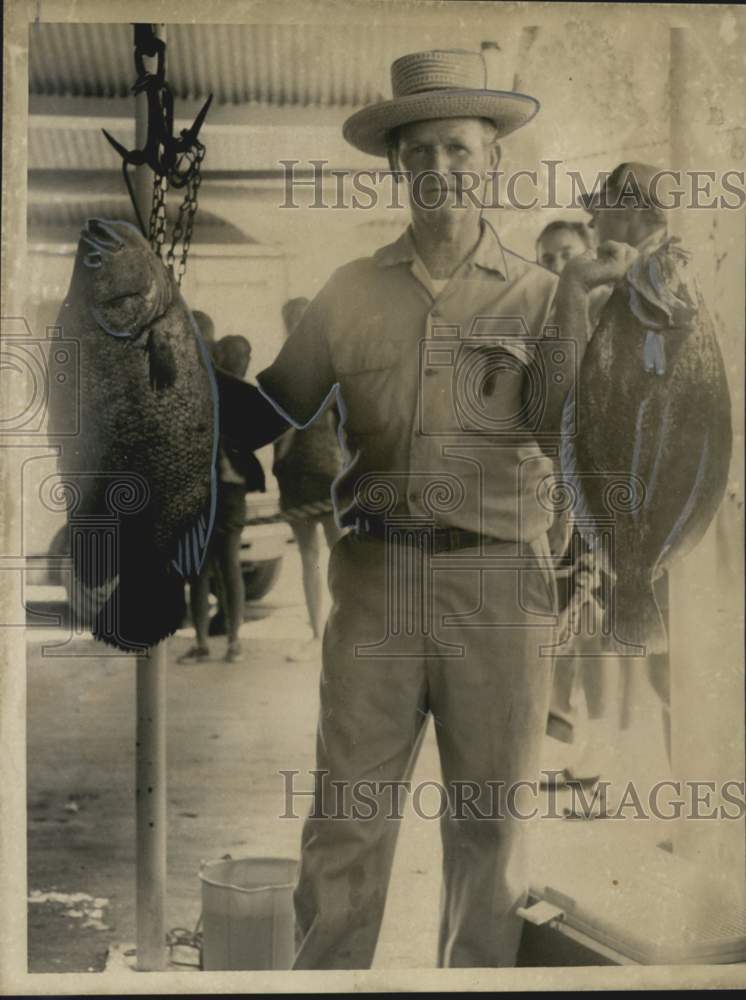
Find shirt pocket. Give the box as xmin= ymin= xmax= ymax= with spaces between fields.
xmin=336 ymin=338 xmax=400 ymax=435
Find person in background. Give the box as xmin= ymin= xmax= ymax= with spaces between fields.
xmin=179 ymin=330 xmax=264 ymax=664
xmin=192 ymin=309 xmax=215 ymax=348
xmin=536 ymin=219 xmax=594 ymax=275
xmin=272 ymin=297 xmax=344 ymax=663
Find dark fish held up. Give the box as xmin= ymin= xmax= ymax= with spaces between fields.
xmin=47 ymin=219 xmax=219 ymax=652
xmin=561 ymin=237 xmax=732 ymax=654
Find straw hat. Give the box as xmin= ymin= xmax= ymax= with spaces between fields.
xmin=343 ymin=49 xmax=539 ymax=157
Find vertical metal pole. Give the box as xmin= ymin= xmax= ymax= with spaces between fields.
xmin=133 ymin=23 xmax=168 ymax=973
xmin=136 ymin=641 xmax=168 ymax=970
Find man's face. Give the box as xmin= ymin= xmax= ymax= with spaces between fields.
xmin=537 ymin=229 xmax=589 ymax=275
xmin=392 ymin=117 xmax=499 ymax=218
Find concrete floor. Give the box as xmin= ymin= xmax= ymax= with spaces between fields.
xmin=26 ymin=541 xmax=677 ymax=973
xmin=26 ymin=543 xmax=444 ymax=972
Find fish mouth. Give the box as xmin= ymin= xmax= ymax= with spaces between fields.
xmin=83 ymin=219 xmax=126 ymax=251
xmin=81 ymin=219 xmax=126 ymax=267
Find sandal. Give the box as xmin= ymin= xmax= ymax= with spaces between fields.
xmin=224 ymin=640 xmax=243 ymax=663
xmin=177 ymin=645 xmax=210 ymax=664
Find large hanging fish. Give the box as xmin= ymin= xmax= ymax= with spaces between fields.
xmin=561 ymin=238 xmax=732 ymax=653
xmin=47 ymin=219 xmax=219 ymax=652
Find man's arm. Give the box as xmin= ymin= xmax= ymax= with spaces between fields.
xmin=539 ymin=241 xmax=640 ymax=438
xmin=257 ymin=281 xmax=338 ymax=428
xmin=214 ymin=367 xmax=292 ymax=451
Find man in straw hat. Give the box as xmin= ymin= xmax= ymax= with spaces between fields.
xmin=258 ymin=48 xmax=625 ymax=969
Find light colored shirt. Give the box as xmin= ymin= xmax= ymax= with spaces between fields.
xmin=411 ymin=253 xmax=449 ymax=298
xmin=258 ymin=221 xmax=559 ymax=542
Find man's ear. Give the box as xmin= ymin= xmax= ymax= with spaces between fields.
xmin=489 ymin=141 xmax=502 ymax=172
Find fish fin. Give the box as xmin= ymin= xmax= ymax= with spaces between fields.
xmin=172 ymin=521 xmax=211 ymax=579
xmin=659 ymin=431 xmax=710 ymax=562
xmin=91 ymin=564 xmax=185 ymax=653
xmin=147 ymin=328 xmax=177 ymax=390
xmin=609 ymin=579 xmax=668 ymax=655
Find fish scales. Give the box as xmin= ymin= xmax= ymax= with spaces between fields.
xmin=48 ymin=219 xmax=218 ymax=652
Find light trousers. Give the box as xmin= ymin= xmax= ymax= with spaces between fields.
xmin=292 ymin=531 xmax=557 ymax=969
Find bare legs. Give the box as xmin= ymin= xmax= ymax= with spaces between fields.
xmin=288 ymin=514 xmax=342 ymax=660
xmin=215 ymin=526 xmax=244 ymax=657
xmin=180 ymin=525 xmax=244 ymax=663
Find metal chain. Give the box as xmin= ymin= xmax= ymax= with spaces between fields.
xmin=148 ymin=173 xmax=168 ymax=257
xmin=147 ymin=82 xmax=173 ymax=256
xmin=143 ymin=91 xmax=205 ymax=280
xmin=176 ymin=145 xmax=205 ymax=285
xmin=163 ymin=142 xmax=205 ymax=286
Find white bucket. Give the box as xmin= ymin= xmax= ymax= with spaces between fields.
xmin=199 ymin=855 xmax=297 ymax=970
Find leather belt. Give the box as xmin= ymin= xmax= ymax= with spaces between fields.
xmin=354 ymin=516 xmax=493 ymax=553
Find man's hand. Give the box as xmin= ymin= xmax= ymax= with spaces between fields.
xmin=561 ymin=241 xmax=639 ymax=291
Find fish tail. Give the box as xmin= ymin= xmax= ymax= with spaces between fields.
xmin=608 ymin=579 xmax=668 ymax=655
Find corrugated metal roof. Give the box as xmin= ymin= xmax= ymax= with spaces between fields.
xmin=28 ymin=115 xmax=363 ymax=172
xmin=28 ymin=22 xmax=409 ymax=106
xmin=28 ymin=199 xmax=257 ymax=245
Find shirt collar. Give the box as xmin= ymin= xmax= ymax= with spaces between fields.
xmin=374 ymin=220 xmax=510 ymax=280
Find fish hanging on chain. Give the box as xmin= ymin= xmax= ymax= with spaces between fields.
xmin=47 ymin=220 xmax=218 ymax=651
xmin=47 ymin=220 xmax=291 ymax=653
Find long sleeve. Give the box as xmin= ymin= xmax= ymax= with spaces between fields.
xmin=215 ymin=367 xmax=291 ymax=451
xmin=257 ymin=277 xmax=338 ymax=427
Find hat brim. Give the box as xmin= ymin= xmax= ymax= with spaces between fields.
xmin=343 ymin=89 xmax=540 ymax=157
